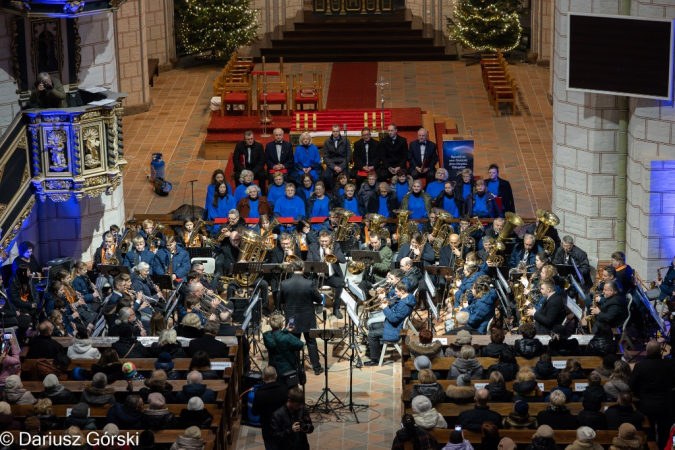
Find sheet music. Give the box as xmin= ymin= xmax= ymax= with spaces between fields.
xmin=341 ymin=290 xmax=357 ymax=311
xmin=497 ymin=268 xmax=511 ymax=293
xmin=82 ymin=86 xmax=107 ymax=93
xmin=566 ymin=296 xmax=584 ymax=321
xmin=88 ymin=98 xmax=116 ymax=106
xmin=244 ymin=292 xmax=260 ymax=318
xmin=571 ymin=258 xmax=584 ymax=284
xmin=347 ymin=279 xmax=365 ymax=302
xmin=424 ymin=271 xmax=436 ymax=298
xmin=426 ymin=292 xmax=439 ymax=320
xmin=346 ymin=304 xmax=360 ymax=327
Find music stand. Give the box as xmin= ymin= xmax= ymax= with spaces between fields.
xmin=261 ymin=263 xmax=293 ymax=313
xmin=555 ymin=264 xmax=577 ymax=279
xmin=243 ymin=281 xmax=265 ymax=367
xmin=349 ymin=251 xmax=381 ymax=265
xmin=308 ymin=311 xmax=345 ymax=418
xmin=187 ymin=247 xmax=212 ymax=260
xmin=232 ymin=261 xmax=263 ymax=297
xmin=164 ymin=281 xmax=184 ymax=322
xmin=338 ymin=239 xmax=360 ymax=256
xmin=424 ymin=265 xmax=453 ymax=317
xmin=97 ymin=264 xmax=130 ymax=278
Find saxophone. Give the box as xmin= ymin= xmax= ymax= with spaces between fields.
xmin=394 ymin=209 xmax=417 ymax=246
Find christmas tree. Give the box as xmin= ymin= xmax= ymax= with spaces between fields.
xmin=177 ymin=0 xmax=259 ymax=58
xmin=448 ymin=0 xmax=523 ymax=52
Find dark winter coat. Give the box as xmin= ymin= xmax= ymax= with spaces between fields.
xmin=533 ymin=361 xmax=560 ymax=380
xmin=486 ymin=383 xmax=513 ymax=402
xmin=536 ymin=406 xmax=579 ymax=430
xmin=270 ymin=404 xmax=314 ymax=450
xmin=485 ymin=362 xmax=519 ymax=381
xmin=175 ymin=383 xmax=216 ymax=404
xmin=179 ymin=408 xmax=213 ymax=429
xmin=604 ymin=404 xmax=644 ymax=430
xmin=139 ymin=382 xmax=176 ymax=404
xmin=584 ymin=336 xmax=618 ymax=357
xmin=456 ymin=405 xmax=503 ymax=432
xmin=411 ymin=382 xmax=446 ymax=406
xmin=480 ymin=343 xmax=511 ymax=358
xmin=263 ymin=330 xmax=305 ymax=376
xmin=111 ymin=336 xmax=152 ymax=359
xmin=41 ymin=385 xmax=79 ymax=405
xmin=106 ymin=402 xmax=143 ymax=430
xmin=81 ymin=384 xmax=116 ymax=406
xmin=250 ymin=380 xmax=288 ymax=441
xmin=513 ymin=338 xmax=544 ymax=359
xmin=547 ymin=338 xmax=582 ymax=357
xmin=142 ymin=409 xmax=177 ymax=430
xmin=577 ymin=410 xmax=608 ymax=431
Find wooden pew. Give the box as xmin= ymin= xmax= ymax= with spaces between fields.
xmin=406 ymin=402 xmax=610 ymax=419
xmin=403 ymin=356 xmax=602 ymax=382
xmin=427 ymin=429 xmax=652 ymax=449
xmin=21 ymin=379 xmax=228 ymax=393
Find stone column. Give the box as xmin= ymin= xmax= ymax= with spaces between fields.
xmin=551 ymin=0 xmax=623 ymax=260
xmin=0 ymin=13 xmax=21 ymax=136
xmin=78 ymin=13 xmax=119 ymax=91
xmin=531 ymin=0 xmax=553 ymax=65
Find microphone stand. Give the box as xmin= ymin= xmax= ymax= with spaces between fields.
xmin=188 ymin=180 xmax=198 ymax=219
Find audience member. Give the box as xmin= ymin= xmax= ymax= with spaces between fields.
xmin=175 ymin=313 xmax=205 ymax=339
xmin=565 ymin=426 xmax=604 ymax=450
xmin=31 ymin=398 xmax=60 ymax=431
xmin=445 ymin=374 xmax=476 ymax=405
xmin=604 ymin=392 xmax=644 ymax=431
xmin=591 ymin=354 xmax=621 ymax=381
xmin=411 ymin=395 xmax=447 ymax=431
xmin=175 ymin=371 xmax=216 ymax=404
xmin=251 ymin=366 xmax=288 ymax=449
xmin=112 ymin=325 xmax=152 ymax=358
xmin=445 ymin=330 xmax=478 ymax=358
xmin=142 ymin=393 xmax=177 ymax=430
xmin=411 ymin=369 xmax=446 ymax=406
xmin=547 ymin=325 xmax=582 ymax=357
xmin=577 ymin=397 xmax=607 ymax=431
xmin=94 ymin=423 xmax=132 ymax=450
xmin=604 ymin=360 xmax=631 ymax=401
xmin=64 ymin=402 xmax=97 ymax=431
xmin=187 ymin=320 xmax=229 ymax=358
xmin=41 ymin=374 xmax=78 ymax=404
xmin=106 ymin=394 xmax=144 ymax=430
xmin=513 ymin=323 xmax=544 ymax=358
xmin=179 ymin=397 xmax=213 ymax=429
xmin=582 ymin=372 xmax=610 ymax=404
xmin=154 ymin=352 xmax=181 ymax=381
xmin=512 ymin=367 xmax=543 ymax=402
xmin=26 ymin=322 xmax=65 ymax=359
xmin=486 ymin=371 xmax=513 ymax=402
xmin=150 ymin=329 xmax=187 ymax=359
xmin=135 ymin=430 xmax=160 ymax=450
xmin=563 ymin=358 xmax=585 ymax=380
xmin=444 ymin=311 xmax=480 ymax=336
xmin=188 ymin=351 xmax=219 ymax=380
xmin=584 ymin=322 xmax=618 ymax=357
xmin=526 ymin=425 xmax=556 ymax=450
xmin=23 ymin=415 xmax=41 ymax=438
xmin=413 ymin=355 xmax=441 ymax=381
xmin=498 ymin=437 xmax=517 ymax=450
xmin=503 ymin=400 xmax=537 ymax=430
xmin=608 ymin=423 xmax=642 ymax=450
xmin=408 ymin=329 xmax=443 ymax=359
xmin=537 ymin=390 xmax=579 ymax=430
xmin=0 ymin=336 xmax=21 ymax=389
xmin=62 ymin=425 xmax=92 ymax=450
xmin=392 ymin=413 xmax=438 ymax=450
xmin=448 ymin=345 xmax=484 ymax=380
xmin=91 ymin=349 xmax=124 ymax=383
xmin=480 ymin=328 xmax=511 ymax=358
xmin=3 ymin=375 xmax=37 ymax=405
xmin=67 ymin=331 xmax=101 ymax=360
xmin=441 ymin=429 xmax=474 ymax=450
xmin=269 ymin=387 xmax=314 ymax=450
xmin=0 ymin=401 xmax=20 ymax=430
xmin=263 ymin=314 xmax=305 ymax=386
xmin=481 ymin=421 xmax=501 ymax=450
xmin=533 ymin=353 xmax=559 ymax=380
xmin=486 ymin=348 xmax=519 ymax=381
xmin=139 ymin=370 xmax=176 ymax=404
xmin=545 ymin=371 xmax=580 ymax=403
xmin=455 ymin=388 xmax=503 ymax=432
xmin=82 ymin=373 xmax=115 ymax=406
xmin=122 ymin=362 xmax=145 ymax=381
xmin=170 ymin=426 xmax=205 ymax=450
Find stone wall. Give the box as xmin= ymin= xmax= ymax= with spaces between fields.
xmin=531 ymin=0 xmax=553 ymax=65
xmin=78 ymin=13 xmax=119 ymax=90
xmin=144 ymin=0 xmax=176 ymax=70
xmin=0 ymin=13 xmax=21 ymax=137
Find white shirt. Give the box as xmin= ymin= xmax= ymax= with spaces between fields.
xmin=420 ymin=142 xmax=426 ymax=161
xmin=276 ymin=143 xmax=282 ymax=162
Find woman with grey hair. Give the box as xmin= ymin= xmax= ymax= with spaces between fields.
xmin=235 ymin=169 xmax=256 ymax=204
xmin=425 ymin=168 xmax=449 ymax=199
xmin=237 ymin=181 xmax=272 ymax=219
xmin=150 ymin=328 xmax=187 ymax=358
xmin=293 ymin=131 xmax=322 ymax=184
xmin=179 ymin=397 xmax=214 ymax=429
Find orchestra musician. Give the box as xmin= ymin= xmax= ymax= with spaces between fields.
xmin=104 ymin=274 xmax=136 ymax=315
xmin=457 ymin=214 xmax=484 ymax=247
xmin=267 ymin=232 xmax=301 ymax=311
xmin=526 ymin=278 xmax=566 ymax=334
xmin=358 ymin=234 xmax=394 ymax=297
xmin=656 ymin=256 xmax=675 ymax=301
xmin=553 ymin=236 xmax=592 ymax=288
xmin=452 ymin=264 xmax=481 ymax=308
xmin=130 ymin=262 xmax=164 ymax=323
xmin=585 ymin=280 xmax=628 ymax=332
xmin=54 ymin=270 xmax=96 ymax=325
xmin=110 ymin=307 xmax=147 ymax=337
xmin=441 ymin=234 xmax=462 ymax=269
xmin=0 ymin=276 xmax=27 ymax=332
xmin=459 ymin=277 xmax=496 ymax=334
xmin=364 ymin=280 xmax=415 ymax=366
xmin=207 ymin=183 xmax=237 ymax=235
xmin=177 ymin=218 xmax=203 ymax=248
xmin=71 ymin=261 xmax=100 ymax=311
xmin=233 ymin=131 xmax=267 ymax=195
xmin=524 ymin=215 xmax=560 ymax=252
xmin=153 ymin=236 xmax=190 ymax=283
xmin=478 ymin=238 xmax=504 ymax=267
xmin=352 ymin=127 xmax=383 ymax=186
xmin=320 ymin=210 xmax=340 ymax=235
xmin=280 ymin=259 xmax=324 ymax=376
xmin=94 ymin=232 xmax=122 ymax=267
xmin=11 ymin=242 xmax=43 ymax=276
xmin=123 ymin=236 xmax=157 ymax=274
xmin=610 ymin=252 xmax=634 ymax=292
xmin=509 ymin=234 xmax=541 ymax=272
xmin=521 ymin=252 xmax=554 ymax=311
xmin=398 ymin=257 xmax=422 ymax=296
xmin=483 ymin=217 xmax=508 ymax=242
xmin=9 ymin=265 xmax=39 ymax=319
xmin=396 ymin=233 xmax=434 ymax=267
xmin=307 ymin=231 xmax=346 ymax=319
xmin=139 ymin=219 xmax=165 ymax=253
xmin=433 ymin=180 xmax=463 ymax=219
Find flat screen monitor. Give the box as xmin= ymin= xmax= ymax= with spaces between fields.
xmin=567 ymin=13 xmax=674 ymax=100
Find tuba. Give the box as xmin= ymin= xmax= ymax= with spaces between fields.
xmin=147 ymin=222 xmax=166 ymax=252
xmin=497 ymin=212 xmax=525 ymax=244
xmin=367 ymin=213 xmax=390 ymax=240
xmin=429 ymin=209 xmax=453 ymax=258
xmin=187 ymin=220 xmax=205 ymax=247
xmin=534 ymin=209 xmax=560 ymax=255
xmin=486 ymin=240 xmax=506 ymax=267
xmin=118 ymin=224 xmax=136 ymax=254
xmin=459 ymin=216 xmax=482 ymax=252
xmin=332 ymin=208 xmax=360 ymax=242
xmin=261 ymin=218 xmax=280 ymax=250
xmin=394 ymin=209 xmax=417 ymax=246
xmin=234 ymin=229 xmax=267 ymax=286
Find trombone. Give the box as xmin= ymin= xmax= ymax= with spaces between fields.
xmin=202 ymin=291 xmax=231 ymax=314
xmin=363 ymin=283 xmax=394 ymax=311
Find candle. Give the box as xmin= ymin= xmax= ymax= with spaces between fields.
xmin=296 ymin=113 xmax=300 ymax=130
xmin=364 ymin=112 xmax=367 ymax=128
xmin=313 ymin=113 xmax=317 ymax=130
xmin=373 ymin=112 xmax=376 ymax=128
xmin=304 ymin=113 xmax=308 ymax=130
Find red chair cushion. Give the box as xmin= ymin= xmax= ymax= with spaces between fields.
xmin=224 ymin=93 xmax=248 ymax=103
xmin=265 ymin=93 xmax=287 ymax=104
xmin=294 ymin=95 xmax=318 ymax=103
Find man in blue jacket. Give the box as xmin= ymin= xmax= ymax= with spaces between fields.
xmin=364 ymin=281 xmax=415 ymax=366
xmin=123 ymin=236 xmax=157 ymax=274
xmin=152 ymin=236 xmax=190 ymax=283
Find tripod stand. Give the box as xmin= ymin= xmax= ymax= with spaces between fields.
xmin=336 ymin=296 xmax=369 ymax=423
xmin=308 ymin=311 xmax=345 ymax=418
xmin=242 ymin=279 xmax=265 ymax=371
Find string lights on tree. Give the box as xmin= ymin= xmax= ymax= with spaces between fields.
xmin=447 ymin=0 xmax=523 ymax=52
xmin=177 ymin=0 xmax=259 ymax=59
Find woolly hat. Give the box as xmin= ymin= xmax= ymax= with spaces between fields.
xmin=139 ymin=430 xmax=155 ymax=447
xmin=411 ymin=395 xmax=432 ymax=414
xmin=456 ymin=374 xmax=472 ymax=387
xmin=534 ymin=425 xmax=554 ymax=439
xmin=72 ymin=367 xmax=88 ymax=381
xmin=455 ymin=330 xmax=472 ymax=345
xmin=71 ymin=402 xmax=89 ymax=419
xmin=5 ymin=375 xmax=20 ymax=390
xmin=499 ymin=437 xmax=517 ymax=450
xmin=577 ymin=426 xmax=596 ymax=443
xmin=184 ymin=426 xmax=201 ymax=439
xmin=148 ymin=392 xmax=166 ymax=409
xmin=43 ymin=374 xmax=59 ymax=389
xmin=513 ymin=400 xmax=529 ymax=416
xmin=618 ymin=423 xmax=637 ymax=440
xmin=413 ymin=355 xmax=431 ymax=371
xmin=155 ymin=352 xmax=174 ymax=372
xmin=122 ymin=362 xmax=137 ymax=377
xmin=188 ymin=397 xmax=205 ymax=411
xmin=91 ymin=372 xmax=108 ymax=389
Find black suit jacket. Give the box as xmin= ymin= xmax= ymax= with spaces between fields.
xmin=280 ymin=273 xmax=322 ymax=333
xmin=187 ymin=334 xmax=230 ymax=358
xmin=25 ymin=335 xmax=65 ymax=359
xmin=367 ymin=193 xmax=398 ymax=217
xmin=596 ymin=293 xmax=628 ymax=328
xmin=353 ymin=138 xmax=382 ymax=172
xmin=439 ymin=246 xmax=457 ymax=269
xmin=307 ymin=242 xmax=346 ymax=279
xmin=322 ymin=136 xmax=351 ymax=172
xmin=534 ymin=292 xmax=567 ymax=334
xmin=380 ymin=134 xmax=408 ymax=169
xmin=396 ymin=242 xmax=435 ymax=266
xmin=553 ymin=245 xmax=591 ymax=286
xmin=408 ymin=140 xmax=438 ymax=170
xmin=233 ymin=140 xmax=265 ymax=174
xmin=264 ymin=140 xmax=294 ymax=173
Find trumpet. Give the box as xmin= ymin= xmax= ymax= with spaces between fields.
xmin=203 ymin=291 xmax=231 ymax=313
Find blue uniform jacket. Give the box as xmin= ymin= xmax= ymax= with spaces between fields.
xmin=382 ymin=293 xmax=416 ymax=342
xmin=153 ymin=248 xmax=191 ymax=280
xmin=123 ymin=249 xmax=157 ymax=274
xmin=463 ymin=290 xmax=496 ymax=334
xmin=72 ymin=275 xmax=96 ymax=303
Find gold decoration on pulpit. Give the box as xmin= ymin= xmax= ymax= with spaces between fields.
xmin=46 ymin=130 xmax=68 ymax=171
xmin=22 ymin=166 xmax=30 ymax=185
xmin=83 ymin=127 xmax=102 ymax=169
xmin=0 ymin=196 xmax=36 ymax=262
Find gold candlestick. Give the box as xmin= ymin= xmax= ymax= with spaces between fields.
xmin=296 ymin=113 xmax=300 ymax=131
xmin=304 ymin=113 xmax=308 ymax=130
xmin=313 ymin=113 xmax=317 ymax=130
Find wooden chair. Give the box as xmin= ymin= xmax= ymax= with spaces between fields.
xmin=222 ymin=74 xmax=252 ymax=116
xmin=257 ymin=74 xmax=291 ymax=116
xmin=292 ymin=73 xmax=323 ymax=111
xmin=493 ymin=78 xmax=517 ymax=116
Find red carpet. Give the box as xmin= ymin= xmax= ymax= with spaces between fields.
xmin=325 ymin=63 xmax=379 ymax=110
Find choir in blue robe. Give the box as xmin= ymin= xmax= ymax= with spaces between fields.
xmin=425 ymin=181 xmax=445 ymax=199
xmin=207 ymin=194 xmax=236 ymax=233
xmin=293 ymin=144 xmax=322 ymax=183
xmin=267 ymin=183 xmax=286 ymax=207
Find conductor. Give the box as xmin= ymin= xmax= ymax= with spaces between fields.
xmin=280 ymin=259 xmax=324 ymax=376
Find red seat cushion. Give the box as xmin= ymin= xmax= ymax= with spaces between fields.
xmin=295 ymin=95 xmax=318 ymax=103
xmin=224 ymin=93 xmax=248 ymax=103
xmin=265 ymin=93 xmax=287 ymax=104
